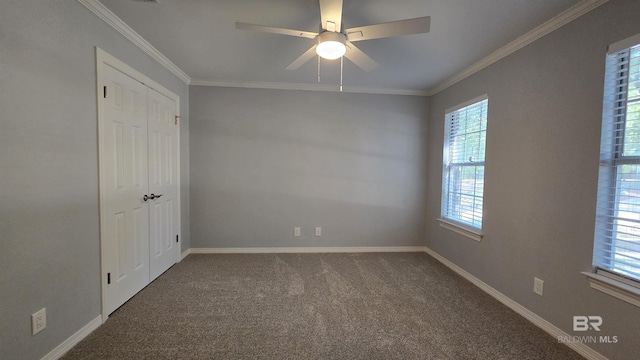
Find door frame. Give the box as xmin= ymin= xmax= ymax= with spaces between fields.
xmin=96 ymin=47 xmax=181 ymax=322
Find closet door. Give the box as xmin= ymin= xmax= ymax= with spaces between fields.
xmin=147 ymin=88 xmax=179 ymax=280
xmin=98 ymin=49 xmax=180 ymax=317
xmin=101 ymin=65 xmax=150 ymax=315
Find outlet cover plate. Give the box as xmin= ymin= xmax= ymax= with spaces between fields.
xmin=315 ymin=227 xmax=321 ymax=236
xmin=534 ymin=277 xmax=544 ymax=296
xmin=32 ymin=308 xmax=46 ymax=335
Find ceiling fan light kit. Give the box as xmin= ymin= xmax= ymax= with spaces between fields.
xmin=316 ymin=32 xmax=346 ymax=60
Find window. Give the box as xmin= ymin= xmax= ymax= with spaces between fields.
xmin=593 ymin=35 xmax=640 ymax=285
xmin=440 ymin=96 xmax=488 ymax=237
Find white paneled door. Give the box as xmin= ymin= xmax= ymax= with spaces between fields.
xmin=147 ymin=88 xmax=179 ymax=281
xmin=101 ymin=65 xmax=150 ymax=315
xmin=99 ymin=53 xmax=179 ymax=316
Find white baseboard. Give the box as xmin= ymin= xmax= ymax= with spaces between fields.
xmin=190 ymin=246 xmax=427 ymax=254
xmin=424 ymin=247 xmax=607 ymax=360
xmin=180 ymin=248 xmax=191 ymax=261
xmin=41 ymin=315 xmax=102 ymax=360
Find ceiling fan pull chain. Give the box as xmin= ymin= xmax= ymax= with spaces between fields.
xmin=340 ymin=56 xmax=344 ymax=92
xmin=317 ymin=56 xmax=321 ymax=83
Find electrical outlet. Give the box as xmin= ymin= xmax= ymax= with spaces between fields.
xmin=32 ymin=308 xmax=46 ymax=335
xmin=534 ymin=277 xmax=544 ymax=296
xmin=315 ymin=227 xmax=321 ymax=237
xmin=294 ymin=227 xmax=301 ymax=237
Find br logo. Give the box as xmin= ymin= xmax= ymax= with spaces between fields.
xmin=573 ymin=316 xmax=602 ymax=331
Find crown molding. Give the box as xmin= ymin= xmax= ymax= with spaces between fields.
xmin=79 ymin=0 xmax=191 ymax=84
xmin=427 ymin=0 xmax=609 ymax=96
xmin=190 ymin=79 xmax=430 ymax=96
xmin=80 ymin=0 xmax=607 ymax=96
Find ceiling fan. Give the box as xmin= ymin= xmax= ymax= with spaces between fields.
xmin=236 ymin=0 xmax=430 ymax=73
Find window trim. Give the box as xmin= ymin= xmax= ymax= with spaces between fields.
xmin=608 ymin=32 xmax=640 ymax=55
xmin=582 ymin=271 xmax=640 ymax=308
xmin=444 ymin=94 xmax=489 ymax=114
xmin=437 ymin=218 xmax=483 ymax=242
xmin=440 ymin=94 xmax=488 ymax=234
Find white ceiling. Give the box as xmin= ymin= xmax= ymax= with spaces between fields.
xmin=98 ymin=0 xmax=581 ymax=93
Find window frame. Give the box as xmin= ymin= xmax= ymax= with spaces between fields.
xmin=439 ymin=95 xmax=489 ymax=241
xmin=587 ymin=33 xmax=640 ymax=307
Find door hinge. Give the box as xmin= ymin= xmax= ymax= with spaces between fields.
xmin=175 ymin=116 xmax=180 ymax=125
xmin=107 ymin=272 xmax=111 ymax=284
xmin=176 ymin=235 xmax=179 ymax=243
xmin=103 ymin=86 xmax=107 ymax=98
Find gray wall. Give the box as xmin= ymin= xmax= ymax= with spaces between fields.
xmin=190 ymin=87 xmax=428 ymax=249
xmin=0 ymin=1 xmax=189 ymax=359
xmin=426 ymin=1 xmax=640 ymax=359
xmin=5 ymin=0 xmax=637 ymax=359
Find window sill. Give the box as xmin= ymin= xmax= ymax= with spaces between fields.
xmin=582 ymin=272 xmax=640 ymax=308
xmin=437 ymin=218 xmax=483 ymax=242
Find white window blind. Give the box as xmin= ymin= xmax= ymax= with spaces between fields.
xmin=593 ymin=41 xmax=640 ymax=282
xmin=441 ymin=96 xmax=488 ymax=229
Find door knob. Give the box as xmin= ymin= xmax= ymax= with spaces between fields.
xmin=143 ymin=194 xmax=163 ymax=201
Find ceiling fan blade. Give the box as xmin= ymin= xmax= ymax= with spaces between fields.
xmin=236 ymin=22 xmax=318 ymax=39
xmin=286 ymin=45 xmax=318 ymax=70
xmin=345 ymin=16 xmax=430 ymax=42
xmin=344 ymin=41 xmax=378 ymax=72
xmin=319 ymin=0 xmax=343 ymax=32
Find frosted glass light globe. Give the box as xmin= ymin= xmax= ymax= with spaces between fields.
xmin=316 ymin=32 xmax=347 ymax=60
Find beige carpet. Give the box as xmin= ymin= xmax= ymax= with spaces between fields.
xmin=63 ymin=253 xmax=582 ymax=359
